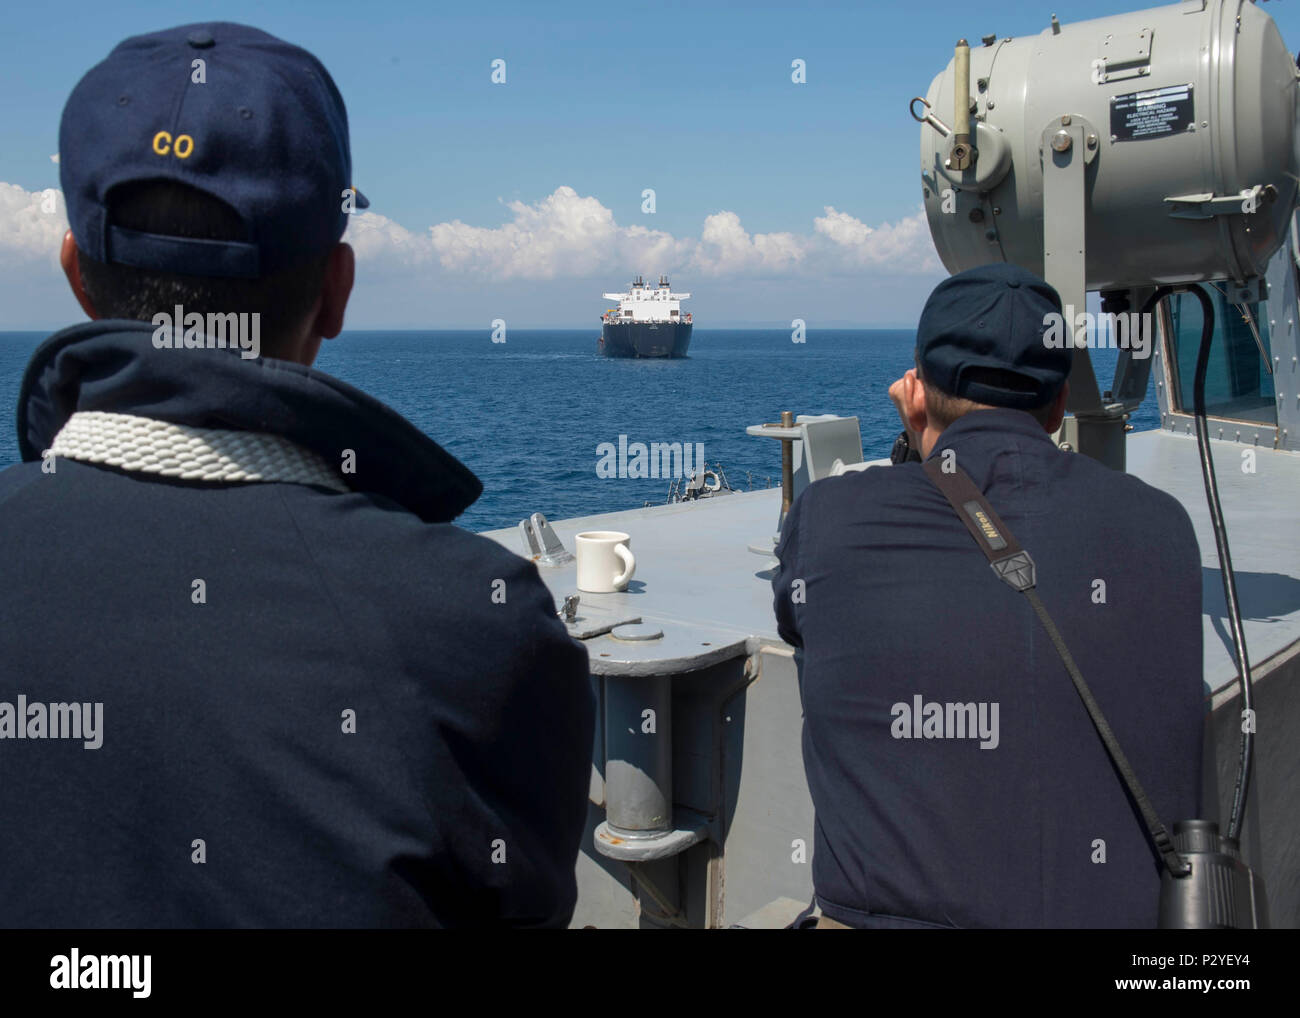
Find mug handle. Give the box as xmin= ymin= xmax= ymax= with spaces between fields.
xmin=613 ymin=543 xmax=636 ymax=590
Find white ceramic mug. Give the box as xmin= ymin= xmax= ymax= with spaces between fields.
xmin=575 ymin=531 xmax=636 ymax=593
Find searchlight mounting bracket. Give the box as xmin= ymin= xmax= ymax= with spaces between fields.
xmin=1039 ymin=113 xmax=1130 ymax=470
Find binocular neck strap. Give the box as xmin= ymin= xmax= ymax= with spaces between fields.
xmin=920 ymin=457 xmax=1191 ymax=879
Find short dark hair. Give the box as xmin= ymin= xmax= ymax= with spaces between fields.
xmin=918 ymin=363 xmax=1059 ymax=429
xmin=76 ymin=179 xmax=331 ymax=358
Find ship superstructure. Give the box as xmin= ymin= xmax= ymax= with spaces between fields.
xmin=600 ymin=275 xmax=693 ymax=358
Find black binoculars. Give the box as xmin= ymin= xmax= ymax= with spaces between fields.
xmin=1158 ymin=820 xmax=1268 ymax=929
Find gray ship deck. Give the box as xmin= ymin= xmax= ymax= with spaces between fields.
xmin=482 ymin=426 xmax=1300 ymax=927
xmin=483 ymin=428 xmax=1300 ymax=697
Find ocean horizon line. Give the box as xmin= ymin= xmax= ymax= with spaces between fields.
xmin=0 ymin=324 xmax=920 ymax=335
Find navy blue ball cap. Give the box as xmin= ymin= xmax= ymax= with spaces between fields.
xmin=915 ymin=263 xmax=1072 ymax=409
xmin=59 ymin=22 xmax=368 ymax=279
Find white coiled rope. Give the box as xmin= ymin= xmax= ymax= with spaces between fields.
xmin=49 ymin=411 xmax=349 ymax=492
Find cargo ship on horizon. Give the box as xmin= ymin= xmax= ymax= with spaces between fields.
xmin=599 ymin=275 xmax=692 ymax=358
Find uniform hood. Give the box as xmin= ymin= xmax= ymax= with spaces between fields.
xmin=16 ymin=320 xmax=482 ymax=523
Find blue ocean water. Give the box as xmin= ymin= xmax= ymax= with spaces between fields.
xmin=0 ymin=329 xmax=1160 ymax=533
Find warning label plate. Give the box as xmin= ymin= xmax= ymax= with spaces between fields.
xmin=1111 ymin=84 xmax=1194 ymax=141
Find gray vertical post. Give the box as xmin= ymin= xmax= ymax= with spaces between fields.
xmin=1264 ymin=219 xmax=1297 ymax=451
xmin=604 ymin=674 xmax=672 ymax=835
xmin=779 ymin=410 xmax=794 ymax=516
xmin=1042 ymin=117 xmax=1128 ymax=470
xmin=1042 ymin=118 xmax=1102 ymax=410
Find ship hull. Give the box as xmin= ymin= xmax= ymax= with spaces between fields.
xmin=600 ymin=322 xmax=692 ymax=358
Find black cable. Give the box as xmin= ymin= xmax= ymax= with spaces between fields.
xmin=1140 ymin=285 xmax=1256 ymax=841
xmin=1140 ymin=286 xmax=1255 ymax=840
xmin=1186 ymin=286 xmax=1255 ymax=841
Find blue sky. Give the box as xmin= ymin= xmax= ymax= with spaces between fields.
xmin=2 ymin=0 xmax=1298 ymax=328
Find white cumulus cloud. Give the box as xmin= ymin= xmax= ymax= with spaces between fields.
xmin=689 ymin=210 xmax=806 ymax=277
xmin=427 ymin=186 xmax=691 ymax=280
xmin=0 ymin=180 xmax=940 ymax=284
xmin=814 ymin=205 xmax=936 ymax=270
xmin=345 ymin=209 xmax=432 ymax=266
xmin=0 ymin=182 xmax=68 ymax=266
xmin=351 ymin=186 xmax=938 ymax=280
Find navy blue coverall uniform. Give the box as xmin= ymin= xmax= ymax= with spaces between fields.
xmin=0 ymin=322 xmax=595 ymax=928
xmin=773 ymin=408 xmax=1203 ymax=928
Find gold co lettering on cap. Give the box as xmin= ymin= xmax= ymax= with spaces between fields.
xmin=151 ymin=131 xmax=195 ymax=159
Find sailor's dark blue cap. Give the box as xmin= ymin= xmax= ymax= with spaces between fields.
xmin=59 ymin=22 xmax=368 ymax=279
xmin=915 ymin=263 xmax=1072 ymax=409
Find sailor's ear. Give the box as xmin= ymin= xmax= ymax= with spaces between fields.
xmin=313 ymin=242 xmax=355 ymax=341
xmin=904 ymin=369 xmax=929 ymax=434
xmin=1044 ymin=381 xmax=1070 ymax=434
xmin=60 ymin=231 xmax=100 ymax=321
